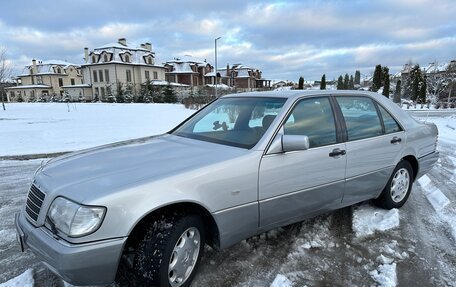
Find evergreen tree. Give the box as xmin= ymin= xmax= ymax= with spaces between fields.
xmin=337 ymin=75 xmax=344 ymax=90
xmin=354 ymin=70 xmax=361 ymax=85
xmin=114 ymin=83 xmax=125 ymax=103
xmin=410 ymin=65 xmax=422 ymax=102
xmin=419 ymin=74 xmax=427 ymax=103
xmin=382 ymin=66 xmax=390 ymax=98
xmin=343 ymin=74 xmax=349 ymax=90
xmin=320 ymin=74 xmax=326 ymax=90
xmin=298 ymin=76 xmax=304 ymax=90
xmin=393 ymin=80 xmax=401 ymax=103
xmin=372 ymin=64 xmax=383 ymax=92
xmin=349 ymin=75 xmax=354 ymax=89
xmin=162 ymin=84 xmax=177 ymax=103
xmin=124 ymin=83 xmax=134 ymax=103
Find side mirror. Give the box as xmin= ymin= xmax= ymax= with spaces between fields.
xmin=268 ymin=134 xmax=310 ymax=154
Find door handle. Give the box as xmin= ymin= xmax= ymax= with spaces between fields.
xmin=390 ymin=137 xmax=402 ymax=144
xmin=329 ymin=148 xmax=346 ymax=157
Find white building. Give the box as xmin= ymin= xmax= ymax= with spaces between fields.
xmin=81 ymin=38 xmax=166 ymax=101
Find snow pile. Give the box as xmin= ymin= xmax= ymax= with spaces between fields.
xmin=0 ymin=103 xmax=194 ymax=156
xmin=270 ymin=274 xmax=293 ymax=287
xmin=289 ymin=217 xmax=335 ymax=254
xmin=352 ymin=205 xmax=399 ymax=237
xmin=0 ymin=269 xmax=34 ymax=287
xmin=369 ymin=263 xmax=397 ymax=287
xmin=425 ymin=188 xmax=450 ymax=211
xmin=417 ymin=174 xmax=431 ymax=188
xmin=419 ymin=175 xmax=456 ymax=240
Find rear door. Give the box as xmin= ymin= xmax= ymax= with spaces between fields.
xmin=258 ymin=96 xmax=346 ymax=229
xmin=335 ymin=96 xmax=405 ymax=204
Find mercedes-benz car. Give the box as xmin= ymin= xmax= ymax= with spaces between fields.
xmin=15 ymin=90 xmax=439 ymax=287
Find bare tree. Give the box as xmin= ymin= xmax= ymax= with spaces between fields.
xmin=0 ymin=47 xmax=13 ymax=110
xmin=426 ymin=61 xmax=456 ymax=105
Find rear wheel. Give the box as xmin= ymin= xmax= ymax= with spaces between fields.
xmin=116 ymin=213 xmax=205 ymax=287
xmin=375 ymin=160 xmax=413 ymax=209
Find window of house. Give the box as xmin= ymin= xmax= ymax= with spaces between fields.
xmin=378 ymin=105 xmax=402 ymax=134
xmin=100 ymin=87 xmax=105 ymax=98
xmin=99 ymin=70 xmax=104 ymax=82
xmin=145 ymin=71 xmax=150 ymax=80
xmin=37 ymin=76 xmax=43 ymax=84
xmin=93 ymin=70 xmax=98 ymax=82
xmin=71 ymin=78 xmax=75 ymax=85
xmin=104 ymin=54 xmax=109 ymax=62
xmin=148 ymin=57 xmax=152 ymax=64
xmin=95 ymin=87 xmax=99 ymax=96
xmin=105 ymin=69 xmax=110 ymax=82
xmin=57 ymin=67 xmax=62 ymax=74
xmin=153 ymin=71 xmax=158 ymax=79
xmin=336 ymin=96 xmax=383 ymax=141
xmin=283 ymin=97 xmax=337 ymax=148
xmin=126 ymin=70 xmax=132 ymax=82
xmin=125 ymin=54 xmax=130 ymax=63
xmin=92 ymin=55 xmax=97 ymax=63
xmin=58 ymin=78 xmax=63 ymax=87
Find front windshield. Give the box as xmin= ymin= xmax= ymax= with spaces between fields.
xmin=172 ymin=97 xmax=287 ymax=149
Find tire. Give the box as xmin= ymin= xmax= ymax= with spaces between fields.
xmin=375 ymin=160 xmax=414 ymax=209
xmin=116 ymin=213 xmax=205 ymax=287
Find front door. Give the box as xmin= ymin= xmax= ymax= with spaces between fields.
xmin=259 ymin=96 xmax=346 ymax=229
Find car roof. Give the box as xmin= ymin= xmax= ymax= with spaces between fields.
xmin=221 ymin=89 xmax=421 ymax=131
xmin=222 ymin=89 xmax=379 ymax=100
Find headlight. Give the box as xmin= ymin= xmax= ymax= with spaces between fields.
xmin=47 ymin=197 xmax=106 ymax=237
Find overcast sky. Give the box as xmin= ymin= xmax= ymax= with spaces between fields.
xmin=1 ymin=0 xmax=455 ymax=81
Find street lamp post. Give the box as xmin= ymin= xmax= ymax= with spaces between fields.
xmin=214 ymin=36 xmax=221 ymax=98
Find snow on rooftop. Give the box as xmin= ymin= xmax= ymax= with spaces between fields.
xmin=6 ymin=84 xmax=51 ymax=89
xmin=150 ymin=80 xmax=189 ymax=87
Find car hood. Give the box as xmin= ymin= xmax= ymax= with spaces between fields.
xmin=35 ymin=134 xmax=247 ymax=201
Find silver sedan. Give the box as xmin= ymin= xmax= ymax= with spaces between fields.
xmin=15 ymin=90 xmax=439 ymax=287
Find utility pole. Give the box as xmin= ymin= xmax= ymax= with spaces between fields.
xmin=214 ymin=37 xmax=221 ymax=98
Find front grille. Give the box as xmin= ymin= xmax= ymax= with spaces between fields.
xmin=25 ymin=184 xmax=46 ymax=221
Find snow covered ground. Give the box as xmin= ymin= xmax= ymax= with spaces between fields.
xmin=0 ymin=103 xmax=194 ymax=157
xmin=0 ymin=104 xmax=455 ymax=286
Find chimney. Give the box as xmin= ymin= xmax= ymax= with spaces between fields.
xmin=84 ymin=47 xmax=89 ymax=63
xmin=145 ymin=42 xmax=152 ymax=51
xmin=226 ymin=64 xmax=230 ymax=77
xmin=118 ymin=38 xmax=127 ymax=46
xmin=32 ymin=59 xmax=37 ymax=74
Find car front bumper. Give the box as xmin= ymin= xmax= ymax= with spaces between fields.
xmin=15 ymin=211 xmax=127 ymax=286
xmin=416 ymin=151 xmax=440 ymax=179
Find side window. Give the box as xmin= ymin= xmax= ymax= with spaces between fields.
xmin=378 ymin=105 xmax=402 ymax=134
xmin=284 ymin=97 xmax=337 ymax=148
xmin=336 ymin=97 xmax=382 ymax=141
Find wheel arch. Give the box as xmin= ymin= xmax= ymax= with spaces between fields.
xmin=126 ymin=201 xmax=221 ymax=249
xmin=401 ymin=154 xmax=418 ymax=181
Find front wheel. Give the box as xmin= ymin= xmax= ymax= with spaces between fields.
xmin=117 ymin=213 xmax=205 ymax=287
xmin=375 ymin=160 xmax=413 ymax=209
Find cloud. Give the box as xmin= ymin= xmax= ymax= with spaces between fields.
xmin=0 ymin=0 xmax=455 ymax=80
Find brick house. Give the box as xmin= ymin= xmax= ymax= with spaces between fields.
xmin=164 ymin=56 xmax=214 ymax=87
